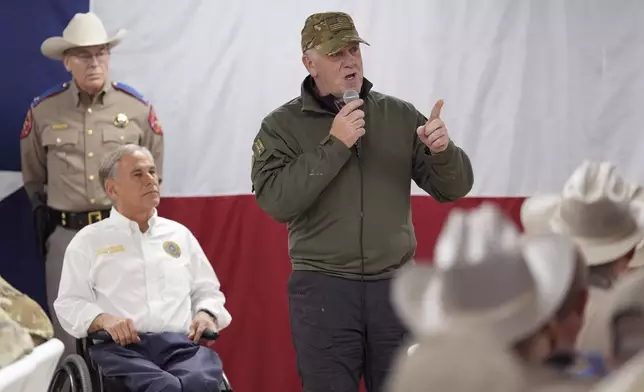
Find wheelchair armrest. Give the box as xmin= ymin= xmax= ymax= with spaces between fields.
xmin=87 ymin=329 xmax=220 ymax=341
xmin=87 ymin=330 xmax=113 ymax=341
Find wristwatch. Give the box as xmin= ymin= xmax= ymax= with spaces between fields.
xmin=198 ymin=309 xmax=217 ymax=321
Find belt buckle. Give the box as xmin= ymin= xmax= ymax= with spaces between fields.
xmin=88 ymin=211 xmax=103 ymax=224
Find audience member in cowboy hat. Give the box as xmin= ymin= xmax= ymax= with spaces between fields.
xmin=391 ymin=203 xmax=598 ymax=389
xmin=384 ymin=328 xmax=527 ymax=392
xmin=521 ymin=161 xmax=644 ymax=356
xmin=585 ymin=272 xmax=644 ymax=391
xmin=41 ymin=12 xmax=126 ymax=96
xmin=587 ymin=269 xmax=644 ymax=371
xmin=590 ymin=337 xmax=644 ymax=391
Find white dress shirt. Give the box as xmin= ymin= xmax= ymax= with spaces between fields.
xmin=54 ymin=207 xmax=232 ymax=339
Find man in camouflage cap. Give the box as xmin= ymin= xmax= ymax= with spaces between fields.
xmin=251 ymin=11 xmax=473 ymax=392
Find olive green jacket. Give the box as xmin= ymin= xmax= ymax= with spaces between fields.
xmin=251 ymin=77 xmax=474 ymax=279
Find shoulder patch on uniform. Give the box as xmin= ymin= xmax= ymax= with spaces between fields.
xmin=148 ymin=106 xmax=164 ymax=135
xmin=19 ymin=109 xmax=33 ymax=139
xmin=253 ymin=138 xmax=266 ymax=158
xmin=31 ymin=82 xmax=70 ymax=108
xmin=111 ymin=81 xmax=149 ymax=104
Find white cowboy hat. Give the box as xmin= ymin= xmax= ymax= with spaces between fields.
xmin=392 ymin=202 xmax=577 ymax=346
xmin=41 ymin=12 xmax=126 ymax=61
xmin=521 ymin=161 xmax=643 ymax=266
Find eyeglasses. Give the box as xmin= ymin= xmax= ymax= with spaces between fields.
xmin=71 ymin=50 xmax=110 ymax=63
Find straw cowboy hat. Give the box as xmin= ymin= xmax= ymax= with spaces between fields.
xmin=391 ymin=202 xmax=577 ymax=345
xmin=41 ymin=12 xmax=126 ymax=61
xmin=521 ymin=161 xmax=644 ymax=266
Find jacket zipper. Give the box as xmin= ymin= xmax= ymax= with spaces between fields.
xmin=357 ymin=143 xmax=369 ymax=389
xmin=358 ymin=149 xmax=365 ymax=279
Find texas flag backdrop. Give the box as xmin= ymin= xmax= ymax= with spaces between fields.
xmin=3 ymin=1 xmax=644 ymax=391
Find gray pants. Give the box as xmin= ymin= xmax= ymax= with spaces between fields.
xmin=288 ymin=271 xmax=408 ymax=392
xmin=45 ymin=226 xmax=79 ymax=360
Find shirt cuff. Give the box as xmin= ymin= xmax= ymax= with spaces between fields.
xmin=423 ymin=140 xmax=455 ymax=164
xmin=194 ymin=300 xmax=232 ymax=331
xmin=321 ymin=134 xmax=352 ymax=159
xmin=74 ymin=304 xmax=105 ymax=339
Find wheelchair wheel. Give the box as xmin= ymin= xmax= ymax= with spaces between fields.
xmin=219 ymin=372 xmax=233 ymax=392
xmin=47 ymin=354 xmax=93 ymax=392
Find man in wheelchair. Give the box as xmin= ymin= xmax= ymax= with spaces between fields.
xmin=53 ymin=145 xmax=232 ymax=392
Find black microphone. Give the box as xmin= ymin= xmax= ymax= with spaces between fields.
xmin=342 ymin=89 xmax=362 ymax=157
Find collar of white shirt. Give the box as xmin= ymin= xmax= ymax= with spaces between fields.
xmin=109 ymin=206 xmax=159 ymax=233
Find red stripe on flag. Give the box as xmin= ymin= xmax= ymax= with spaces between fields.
xmin=158 ymin=195 xmax=526 ymax=392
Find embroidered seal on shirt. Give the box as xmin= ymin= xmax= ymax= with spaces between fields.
xmin=163 ymin=241 xmax=181 ymax=258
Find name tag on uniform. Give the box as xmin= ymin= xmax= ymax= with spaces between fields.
xmin=97 ymin=245 xmax=126 ymax=255
xmin=51 ymin=123 xmax=69 ymax=130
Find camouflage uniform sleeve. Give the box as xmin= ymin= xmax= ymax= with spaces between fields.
xmin=0 ymin=308 xmax=34 ymax=368
xmin=19 ymin=107 xmax=47 ymax=208
xmin=251 ymin=118 xmax=352 ymax=223
xmin=411 ymin=110 xmax=474 ymax=202
xmin=141 ymin=105 xmax=165 ymax=182
xmin=0 ymin=276 xmax=53 ymax=345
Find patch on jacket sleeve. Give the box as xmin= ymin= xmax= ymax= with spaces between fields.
xmin=31 ymin=82 xmax=70 ymax=108
xmin=148 ymin=106 xmax=163 ymax=135
xmin=20 ymin=109 xmax=33 ymax=139
xmin=111 ymin=81 xmax=149 ymax=105
xmin=253 ymin=138 xmax=266 ymax=158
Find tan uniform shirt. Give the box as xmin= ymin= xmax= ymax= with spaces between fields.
xmin=20 ymin=80 xmax=164 ymax=212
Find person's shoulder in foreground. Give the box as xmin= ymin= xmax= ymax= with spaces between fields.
xmin=0 ymin=308 xmax=34 ymax=369
xmin=0 ymin=275 xmax=53 ymax=345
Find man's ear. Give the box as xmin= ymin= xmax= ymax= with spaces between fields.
xmin=62 ymin=55 xmax=72 ymax=72
xmin=302 ymin=53 xmax=317 ymax=77
xmin=104 ymin=179 xmax=117 ymax=198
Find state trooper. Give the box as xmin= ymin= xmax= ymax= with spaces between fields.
xmin=19 ymin=12 xmax=164 ymax=358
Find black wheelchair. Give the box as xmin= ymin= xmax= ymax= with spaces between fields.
xmin=47 ymin=329 xmax=233 ymax=392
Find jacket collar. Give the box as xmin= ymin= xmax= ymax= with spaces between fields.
xmin=300 ymin=75 xmax=373 ymax=115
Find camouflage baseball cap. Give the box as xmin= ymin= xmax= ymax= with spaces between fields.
xmin=301 ymin=12 xmax=369 ymax=56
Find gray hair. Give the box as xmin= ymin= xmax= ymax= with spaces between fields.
xmin=98 ymin=144 xmax=154 ymax=193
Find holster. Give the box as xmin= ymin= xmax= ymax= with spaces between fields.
xmin=33 ymin=205 xmax=56 ymax=260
